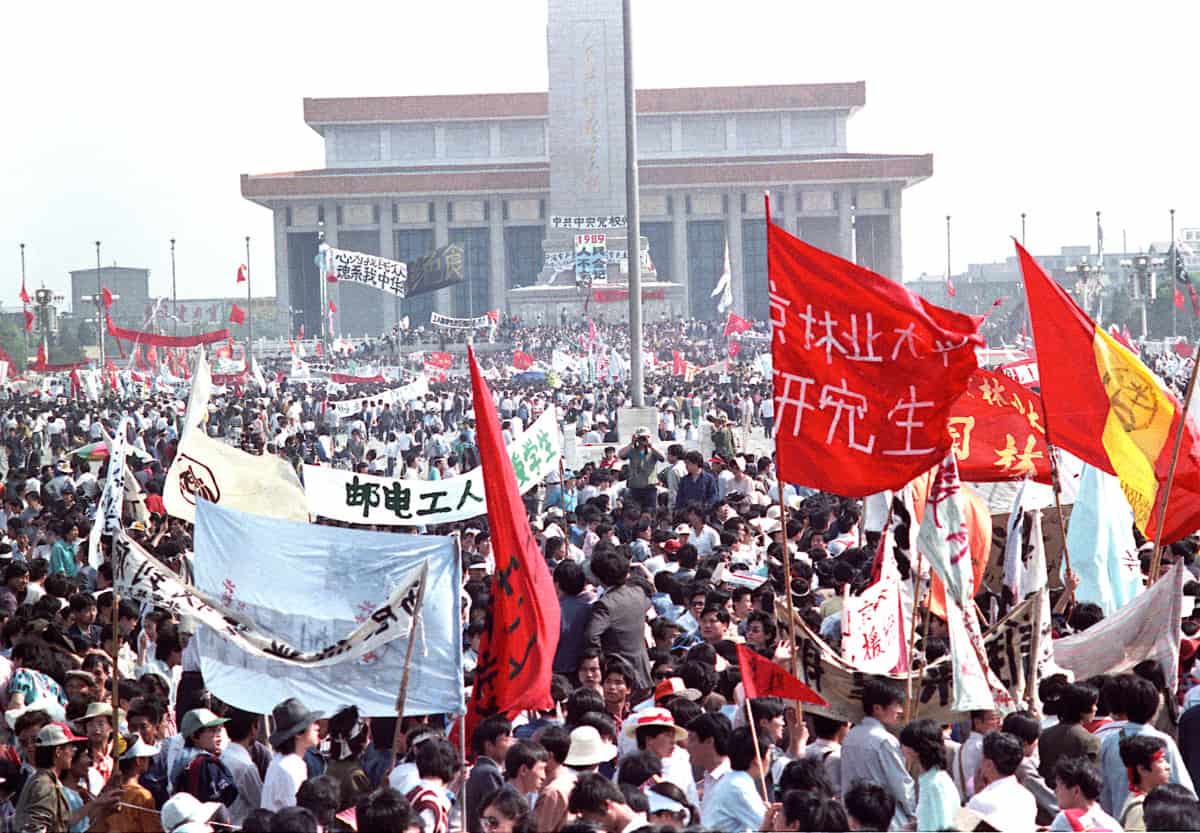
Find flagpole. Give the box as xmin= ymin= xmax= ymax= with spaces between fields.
xmin=390 ymin=572 xmax=428 ymax=770
xmin=1149 ymin=341 xmax=1200 ymax=583
xmin=19 ymin=243 xmax=28 ymax=362
xmin=904 ymin=549 xmax=925 ymax=722
xmin=743 ymin=698 xmax=772 ymax=803
xmin=245 ymin=236 xmax=253 ymax=366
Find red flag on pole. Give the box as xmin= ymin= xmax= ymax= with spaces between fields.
xmin=724 ymin=311 xmax=753 ymax=338
xmin=329 ymin=301 xmax=337 ymax=314
xmin=101 ymin=287 xmax=114 ymax=310
xmin=727 ymin=340 xmax=742 ymax=360
xmin=671 ymin=351 xmax=686 ymax=376
xmin=237 ymin=264 xmax=247 ymax=284
xmin=1175 ymin=286 xmax=1185 ymax=310
xmin=736 ymin=644 xmax=827 ymax=705
xmin=465 ymin=346 xmax=559 ymax=726
xmin=229 ymin=304 xmax=246 ymax=325
xmin=512 ymin=350 xmax=534 ymax=371
xmin=18 ymin=283 xmax=29 ymax=305
xmin=767 ymin=197 xmax=982 ymax=495
xmin=23 ymin=310 xmax=34 ymax=332
xmin=427 ymin=351 xmax=454 ymax=370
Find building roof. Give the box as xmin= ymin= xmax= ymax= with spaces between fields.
xmin=302 ymin=82 xmax=866 ymax=131
xmin=241 ymin=152 xmax=931 ymax=204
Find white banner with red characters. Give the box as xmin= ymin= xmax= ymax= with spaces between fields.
xmin=841 ymin=574 xmax=905 ymax=673
xmin=766 ymin=208 xmax=982 ymax=496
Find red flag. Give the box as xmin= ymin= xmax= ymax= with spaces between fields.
xmin=767 ymin=202 xmax=981 ymax=495
xmin=671 ymin=350 xmax=686 ymax=376
xmin=1175 ymin=286 xmax=1185 ymax=310
xmin=147 ymin=346 xmax=159 ymax=370
xmin=947 ymin=274 xmax=956 ymax=298
xmin=133 ymin=344 xmax=148 ymax=370
xmin=35 ymin=343 xmax=45 ymax=368
xmin=427 ymin=351 xmax=454 ymax=370
xmin=950 ymin=369 xmax=1051 ymax=484
xmin=229 ymin=304 xmax=246 ymax=325
xmin=18 ymin=283 xmax=29 ymax=305
xmin=736 ymin=644 xmax=827 ymax=705
xmin=485 ymin=309 xmax=499 ymax=324
xmin=101 ymin=286 xmax=113 ymax=310
xmin=329 ymin=301 xmax=337 ymax=314
xmin=727 ymin=340 xmax=742 ymax=360
xmin=315 ymin=341 xmax=324 ymax=357
xmin=588 ymin=318 xmax=597 ymax=347
xmin=466 ymin=346 xmax=559 ymax=723
xmin=1190 ymin=284 xmax=1200 ymax=319
xmin=237 ymin=264 xmax=247 ymax=284
xmin=23 ymin=310 xmax=34 ymax=332
xmin=724 ymin=311 xmax=753 ymax=338
xmin=512 ymin=350 xmax=534 ymax=371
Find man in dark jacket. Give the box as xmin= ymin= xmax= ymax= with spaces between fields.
xmin=584 ymin=547 xmax=652 ymax=691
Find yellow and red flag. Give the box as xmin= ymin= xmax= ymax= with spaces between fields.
xmin=1018 ymin=241 xmax=1200 ymax=541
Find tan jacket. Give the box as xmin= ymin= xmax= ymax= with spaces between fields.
xmin=12 ymin=769 xmax=70 ymax=833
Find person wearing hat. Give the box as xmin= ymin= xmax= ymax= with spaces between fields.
xmin=710 ymin=412 xmax=737 ymax=461
xmin=96 ymin=734 xmax=162 ymax=833
xmin=170 ymin=708 xmax=238 ymax=818
xmin=160 ymin=791 xmax=221 ymax=833
xmin=563 ymin=726 xmax=618 ymax=773
xmin=13 ymin=722 xmax=116 ymax=832
xmin=625 ymin=707 xmax=699 ymax=806
xmin=261 ymin=697 xmax=323 ymax=812
xmin=79 ymin=700 xmax=117 ymax=788
xmin=618 ymin=427 xmax=664 ymax=513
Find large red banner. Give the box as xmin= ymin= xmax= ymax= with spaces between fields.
xmin=951 ymin=368 xmax=1051 ymax=484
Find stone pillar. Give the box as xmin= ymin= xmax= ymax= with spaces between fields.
xmin=672 ymin=194 xmax=690 ymax=317
xmin=888 ymin=188 xmax=903 ymax=282
xmin=322 ymin=200 xmax=341 ymax=335
xmin=726 ymin=192 xmax=744 ymax=314
xmin=837 ymin=187 xmax=854 ymax=262
xmin=379 ymin=200 xmax=397 ymax=330
xmin=433 ymin=200 xmax=450 ymax=314
xmin=488 ymin=196 xmax=506 ymax=314
xmin=273 ymin=208 xmax=289 ymax=322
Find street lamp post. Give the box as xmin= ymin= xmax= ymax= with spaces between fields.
xmin=95 ymin=242 xmax=104 ymax=368
xmin=170 ymin=238 xmax=178 ymax=336
xmin=1120 ymin=254 xmax=1164 ymax=338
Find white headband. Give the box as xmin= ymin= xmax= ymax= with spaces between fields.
xmin=645 ymin=789 xmax=687 ymax=818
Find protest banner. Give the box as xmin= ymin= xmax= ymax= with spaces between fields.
xmin=317 ymin=244 xmax=408 ymax=295
xmin=767 ymin=198 xmax=982 ymax=495
xmin=950 ymin=368 xmax=1051 ymax=483
xmin=303 ymin=408 xmax=561 ymax=526
xmin=192 ymin=501 xmax=463 ymax=716
xmin=327 ymin=375 xmax=430 ymax=420
xmin=840 ymin=573 xmax=905 ymax=674
xmin=430 ymin=312 xmax=494 ymax=331
xmin=163 ymin=430 xmax=309 ymax=524
xmin=115 ymin=528 xmax=428 ymax=668
xmin=88 ymin=416 xmax=131 ymax=568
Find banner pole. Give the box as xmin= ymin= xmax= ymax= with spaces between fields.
xmin=904 ymin=550 xmax=925 ymax=722
xmin=390 ymin=570 xmax=429 ymax=770
xmin=1150 ymin=344 xmax=1200 ymax=582
xmin=743 ymin=698 xmax=772 ymax=803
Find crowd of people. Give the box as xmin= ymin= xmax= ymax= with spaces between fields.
xmin=0 ymin=314 xmax=1195 ymax=832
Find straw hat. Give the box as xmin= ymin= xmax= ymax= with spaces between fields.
xmin=562 ymin=726 xmax=618 ymax=767
xmin=622 ymin=707 xmax=687 ymax=742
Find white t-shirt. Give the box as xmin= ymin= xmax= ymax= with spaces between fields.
xmin=261 ymin=752 xmax=308 ymax=811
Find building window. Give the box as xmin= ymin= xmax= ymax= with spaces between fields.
xmin=742 ymin=219 xmax=768 ymax=320
xmin=505 ymin=226 xmax=546 ymax=289
xmin=499 ymin=121 xmax=546 ymax=157
xmin=394 ymin=229 xmax=436 ymax=325
xmin=336 ymin=230 xmax=384 ymax=337
xmin=736 ymin=113 xmax=782 ymax=151
xmin=337 ymin=127 xmax=381 ymax=161
xmin=642 ymin=222 xmax=672 ymax=283
xmin=444 ymin=123 xmax=490 ymax=158
xmin=449 ymin=227 xmax=491 ymax=316
xmin=390 ymin=124 xmax=436 ymax=160
xmin=790 ymin=113 xmax=836 ymax=148
xmin=687 ymin=220 xmax=726 ymax=320
xmin=637 ymin=117 xmax=672 ymax=153
xmin=681 ymin=116 xmax=726 ymax=153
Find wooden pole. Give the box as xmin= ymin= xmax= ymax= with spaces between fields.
xmin=110 ymin=576 xmax=119 ymax=738
xmin=904 ymin=551 xmax=925 ymax=721
xmin=743 ymin=698 xmax=772 ymax=803
xmin=1150 ymin=345 xmax=1200 ymax=582
xmin=390 ymin=572 xmax=429 ymax=769
xmin=778 ymin=499 xmax=800 ymax=678
xmin=1044 ymin=444 xmax=1074 ymax=599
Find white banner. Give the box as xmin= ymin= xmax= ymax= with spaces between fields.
xmin=182 ymin=351 xmax=212 ymax=439
xmin=841 ymin=575 xmax=904 ymax=673
xmin=320 ymin=244 xmax=408 ymax=295
xmin=430 ymin=312 xmax=495 ymax=331
xmin=1054 ymin=559 xmax=1186 ymax=682
xmin=550 ymin=214 xmax=627 ymax=230
xmin=304 ymin=408 xmax=560 ymax=526
xmin=115 ymin=529 xmax=428 ymax=667
xmin=328 ymin=375 xmax=430 ymax=420
xmin=163 ymin=431 xmax=309 ymax=524
xmin=193 ymin=501 xmax=463 ymax=716
xmin=88 ymin=417 xmax=131 ymax=569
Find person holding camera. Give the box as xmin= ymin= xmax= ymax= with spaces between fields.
xmin=618 ymin=428 xmax=663 ymax=514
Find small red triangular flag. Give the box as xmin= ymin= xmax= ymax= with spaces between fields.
xmin=737 ymin=643 xmax=827 ymax=706
xmin=229 ymin=304 xmax=246 ymax=325
xmin=237 ymin=264 xmax=247 ymax=284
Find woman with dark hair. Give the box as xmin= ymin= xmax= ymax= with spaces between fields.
xmin=1039 ymin=683 xmax=1101 ymax=785
xmin=478 ymin=786 xmax=531 ymax=833
xmin=899 ymin=718 xmax=959 ymax=832
xmin=644 ymin=781 xmax=698 ymax=830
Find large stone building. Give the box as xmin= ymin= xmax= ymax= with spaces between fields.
xmin=241 ymin=7 xmax=931 ymax=337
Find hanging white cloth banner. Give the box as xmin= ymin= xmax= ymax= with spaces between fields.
xmin=327 ymin=375 xmax=430 ymax=420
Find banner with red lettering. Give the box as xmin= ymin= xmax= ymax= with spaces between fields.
xmin=330 ymin=372 xmax=386 ymax=385
xmin=767 ymin=204 xmax=982 ymax=495
xmin=591 ymin=287 xmax=665 ymax=303
xmin=107 ymin=316 xmax=230 ymax=348
xmin=951 ymin=369 xmax=1051 ymax=484
xmin=512 ymin=351 xmax=534 ymax=371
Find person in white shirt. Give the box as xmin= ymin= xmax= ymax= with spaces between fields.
xmin=953 ymin=709 xmax=1000 ymax=799
xmin=1048 ymin=756 xmax=1123 ymax=832
xmin=222 ymin=709 xmax=264 ymax=827
xmin=687 ymin=713 xmax=731 ymax=818
xmin=966 ymin=732 xmax=1038 ymax=832
xmin=260 ymin=697 xmax=323 ymax=811
xmin=701 ymin=726 xmax=767 ymax=833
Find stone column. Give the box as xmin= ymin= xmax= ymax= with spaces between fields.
xmin=379 ymin=200 xmax=397 ymax=330
xmin=888 ymin=188 xmax=903 ymax=282
xmin=273 ymin=207 xmax=289 ymax=322
xmin=726 ymin=192 xmax=744 ymax=314
xmin=837 ymin=186 xmax=855 ymax=262
xmin=488 ymin=196 xmax=506 ymax=314
xmin=672 ymin=194 xmax=690 ymax=317
xmin=433 ymin=200 xmax=450 ymax=315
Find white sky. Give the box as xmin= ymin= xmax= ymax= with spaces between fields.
xmin=3 ymin=0 xmax=1196 ymax=308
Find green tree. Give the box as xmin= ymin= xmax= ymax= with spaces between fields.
xmin=0 ymin=320 xmax=27 ymax=371
xmin=53 ymin=325 xmax=86 ymax=363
